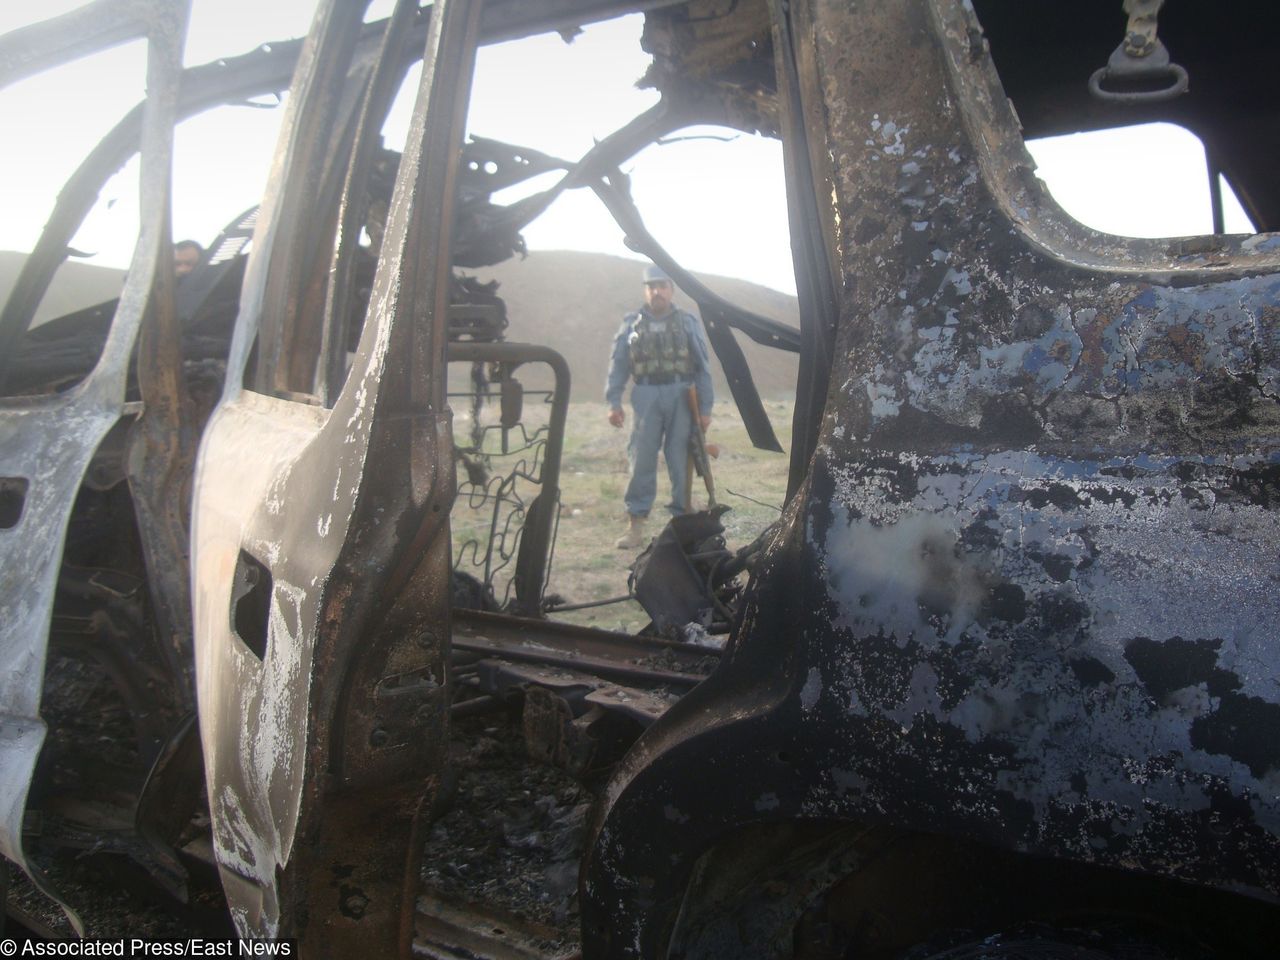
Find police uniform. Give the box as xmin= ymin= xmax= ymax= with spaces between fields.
xmin=605 ymin=304 xmax=714 ymax=518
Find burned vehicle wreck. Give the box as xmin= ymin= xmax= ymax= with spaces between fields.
xmin=3 ymin=0 xmax=1280 ymax=956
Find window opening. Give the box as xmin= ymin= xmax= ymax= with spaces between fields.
xmin=0 ymin=96 xmax=286 ymax=400
xmin=969 ymin=0 xmax=1276 ymax=236
xmin=1028 ymin=123 xmax=1255 ymax=239
xmin=183 ymin=0 xmax=316 ymax=68
xmin=447 ymin=12 xmax=799 ymax=636
xmin=0 ymin=36 xmax=144 ymax=265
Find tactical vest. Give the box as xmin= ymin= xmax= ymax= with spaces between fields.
xmin=627 ymin=312 xmax=695 ymax=379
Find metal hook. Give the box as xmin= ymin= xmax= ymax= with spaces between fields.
xmin=1089 ymin=37 xmax=1188 ymax=104
xmin=1089 ymin=0 xmax=1189 ymax=104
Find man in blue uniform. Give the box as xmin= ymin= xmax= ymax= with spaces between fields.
xmin=606 ymin=265 xmax=714 ymax=549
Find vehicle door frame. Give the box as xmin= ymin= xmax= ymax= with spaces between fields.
xmin=190 ymin=0 xmax=480 ymax=951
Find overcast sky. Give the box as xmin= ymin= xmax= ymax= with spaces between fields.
xmin=0 ymin=2 xmax=1254 ymax=301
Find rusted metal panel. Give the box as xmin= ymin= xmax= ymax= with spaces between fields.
xmin=128 ymin=219 xmax=198 ymax=710
xmin=582 ymin=1 xmax=1280 ymax=955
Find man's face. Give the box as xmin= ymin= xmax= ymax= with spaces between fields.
xmin=643 ymin=280 xmax=673 ymax=314
xmin=173 ymin=246 xmax=200 ymax=276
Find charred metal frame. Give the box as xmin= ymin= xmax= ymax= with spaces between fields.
xmin=0 ymin=0 xmax=190 ymax=934
xmin=4 ymin=0 xmax=1279 ymax=956
xmin=448 ymin=341 xmax=570 ymax=616
xmin=1 ymin=0 xmax=788 ymax=943
xmin=453 ymin=610 xmax=721 ymax=777
xmin=582 ymin=1 xmax=1280 ymax=957
xmin=454 ymin=609 xmax=717 ymax=693
xmin=191 ymin=0 xmax=478 ymax=949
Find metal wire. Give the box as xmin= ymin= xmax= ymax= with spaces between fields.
xmin=544 ymin=593 xmax=636 ymax=613
xmin=724 ymin=487 xmax=782 ymax=512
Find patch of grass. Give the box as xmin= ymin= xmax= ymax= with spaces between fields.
xmin=449 ymin=397 xmax=793 ymax=631
xmin=537 ymin=400 xmax=792 ymax=630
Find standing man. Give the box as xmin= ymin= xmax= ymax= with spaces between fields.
xmin=606 ymin=264 xmax=714 ymax=549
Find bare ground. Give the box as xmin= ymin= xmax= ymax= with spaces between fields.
xmin=452 ymin=399 xmax=794 ymax=632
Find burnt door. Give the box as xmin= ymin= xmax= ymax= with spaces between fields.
xmin=0 ymin=1 xmax=189 ymax=933
xmin=191 ymin=0 xmax=478 ymax=952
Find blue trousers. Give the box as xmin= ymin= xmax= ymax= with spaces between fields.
xmin=625 ymin=382 xmax=691 ymax=517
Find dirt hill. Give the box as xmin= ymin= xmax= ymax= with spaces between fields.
xmin=0 ymin=251 xmax=125 ymax=326
xmin=474 ymin=250 xmax=800 ymax=403
xmin=1 ymin=248 xmax=801 ymax=403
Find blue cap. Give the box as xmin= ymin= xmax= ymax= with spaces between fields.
xmin=642 ymin=264 xmax=671 ymax=284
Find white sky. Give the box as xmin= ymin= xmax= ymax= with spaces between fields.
xmin=0 ymin=1 xmax=1256 ymax=301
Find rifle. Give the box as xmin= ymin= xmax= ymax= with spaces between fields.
xmin=685 ymin=385 xmax=717 ymax=509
